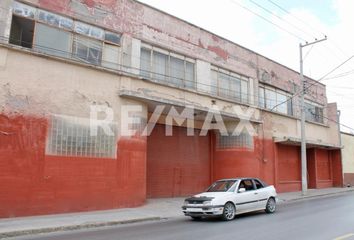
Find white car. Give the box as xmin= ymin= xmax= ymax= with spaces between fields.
xmin=182 ymin=178 xmax=277 ymax=221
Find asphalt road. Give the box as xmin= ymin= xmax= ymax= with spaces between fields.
xmin=15 ymin=192 xmax=354 ymax=240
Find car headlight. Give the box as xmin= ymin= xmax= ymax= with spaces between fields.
xmin=203 ymin=201 xmax=212 ymax=205
xmin=184 ymin=200 xmax=189 ymax=205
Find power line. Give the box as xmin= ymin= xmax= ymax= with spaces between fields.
xmin=265 ymin=0 xmax=326 ymax=37
xmin=228 ymin=0 xmax=307 ymax=42
xmin=248 ymin=0 xmax=317 ymax=40
xmin=270 ymin=54 xmax=354 ymax=112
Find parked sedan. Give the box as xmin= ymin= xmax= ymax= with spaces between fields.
xmin=182 ymin=178 xmax=277 ymax=221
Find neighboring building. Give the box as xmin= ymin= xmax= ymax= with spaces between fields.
xmin=341 ymin=132 xmax=354 ymax=186
xmin=0 ymin=0 xmax=342 ymax=218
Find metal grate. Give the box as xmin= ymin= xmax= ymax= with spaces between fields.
xmin=46 ymin=115 xmax=118 ymax=158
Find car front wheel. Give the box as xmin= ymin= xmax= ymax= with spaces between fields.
xmin=222 ymin=202 xmax=236 ymax=221
xmin=265 ymin=197 xmax=276 ymax=213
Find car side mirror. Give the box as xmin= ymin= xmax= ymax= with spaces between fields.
xmin=238 ymin=188 xmax=246 ymax=193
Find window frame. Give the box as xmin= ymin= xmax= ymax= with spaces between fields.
xmin=139 ymin=44 xmax=196 ymax=89
xmin=211 ymin=66 xmax=249 ymax=104
xmin=304 ymin=100 xmax=324 ymax=124
xmin=259 ymin=84 xmax=293 ymax=116
xmin=10 ymin=1 xmax=122 ymax=68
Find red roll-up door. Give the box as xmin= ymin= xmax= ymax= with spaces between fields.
xmin=147 ymin=124 xmax=211 ymax=198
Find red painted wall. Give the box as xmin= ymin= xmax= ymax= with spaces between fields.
xmin=0 ymin=114 xmax=146 ymax=218
xmin=213 ymin=136 xmax=275 ymax=188
xmin=315 ymin=149 xmax=333 ymax=189
xmin=147 ymin=124 xmax=211 ymax=198
xmin=277 ymin=145 xmax=301 ymax=192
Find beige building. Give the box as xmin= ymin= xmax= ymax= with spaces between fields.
xmin=0 ymin=0 xmax=343 ymax=218
xmin=341 ymin=132 xmax=354 ymax=186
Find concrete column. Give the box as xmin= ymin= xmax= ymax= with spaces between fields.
xmin=196 ymin=60 xmax=211 ymax=94
xmin=0 ymin=0 xmax=13 ymax=44
xmin=121 ymin=35 xmax=141 ymax=75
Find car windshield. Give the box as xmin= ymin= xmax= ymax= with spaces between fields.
xmin=206 ymin=180 xmax=238 ymax=192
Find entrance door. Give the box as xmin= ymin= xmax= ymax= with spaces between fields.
xmin=147 ymin=124 xmax=211 ymax=198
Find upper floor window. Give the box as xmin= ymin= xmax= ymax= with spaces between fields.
xmin=140 ymin=45 xmax=196 ymax=89
xmin=9 ymin=2 xmax=122 ymax=70
xmin=259 ymin=85 xmax=293 ymax=116
xmin=211 ymin=67 xmax=249 ymax=104
xmin=305 ymin=101 xmax=324 ymax=124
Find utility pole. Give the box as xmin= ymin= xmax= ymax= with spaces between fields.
xmin=299 ymin=36 xmax=327 ymax=195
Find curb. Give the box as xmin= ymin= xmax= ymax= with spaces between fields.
xmin=0 ymin=217 xmax=161 ymax=239
xmin=278 ymin=188 xmax=354 ymax=204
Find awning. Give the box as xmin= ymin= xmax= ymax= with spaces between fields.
xmin=119 ymin=89 xmax=263 ymax=123
xmin=274 ymin=136 xmax=342 ymax=150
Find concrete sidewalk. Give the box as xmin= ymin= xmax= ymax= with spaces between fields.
xmin=1 ymin=187 xmax=353 ymax=239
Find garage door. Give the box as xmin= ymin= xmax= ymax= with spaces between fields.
xmin=147 ymin=124 xmax=211 ymax=198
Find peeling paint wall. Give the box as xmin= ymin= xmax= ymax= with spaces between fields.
xmin=17 ymin=0 xmax=326 ymax=107
xmin=0 ymin=0 xmax=342 ymax=218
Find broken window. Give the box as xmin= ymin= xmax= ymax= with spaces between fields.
xmin=305 ymin=102 xmax=324 ymax=123
xmin=34 ymin=23 xmax=72 ymax=58
xmin=74 ymin=21 xmax=104 ymax=40
xmin=10 ymin=1 xmax=121 ymax=69
xmin=13 ymin=1 xmax=36 ymax=19
xmin=73 ymin=35 xmax=102 ymax=65
xmin=38 ymin=9 xmax=73 ymax=30
xmin=9 ymin=15 xmax=35 ymax=48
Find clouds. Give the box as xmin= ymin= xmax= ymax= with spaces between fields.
xmin=138 ymin=0 xmax=354 ymax=132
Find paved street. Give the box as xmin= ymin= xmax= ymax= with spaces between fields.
xmin=13 ymin=192 xmax=354 ymax=240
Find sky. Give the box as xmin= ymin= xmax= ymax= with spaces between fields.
xmin=138 ymin=0 xmax=354 ymax=134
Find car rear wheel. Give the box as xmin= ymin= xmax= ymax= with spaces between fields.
xmin=222 ymin=202 xmax=236 ymax=221
xmin=265 ymin=197 xmax=276 ymax=213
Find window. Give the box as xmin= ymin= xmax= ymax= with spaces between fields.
xmin=238 ymin=180 xmax=255 ymax=191
xmin=38 ymin=9 xmax=73 ymax=30
xmin=74 ymin=21 xmax=104 ymax=40
xmin=73 ymin=35 xmax=102 ymax=65
xmin=9 ymin=2 xmax=122 ymax=69
xmin=153 ymin=51 xmax=168 ymax=82
xmin=13 ymin=1 xmax=36 ymax=19
xmin=34 ymin=23 xmax=72 ymax=58
xmin=139 ymin=46 xmax=196 ymax=89
xmin=206 ymin=180 xmax=237 ymax=192
xmin=46 ymin=115 xmax=117 ymax=158
xmin=216 ymin=131 xmax=253 ymax=149
xmin=305 ymin=102 xmax=324 ymax=123
xmin=140 ymin=48 xmax=152 ymax=78
xmin=9 ymin=15 xmax=34 ymax=48
xmin=102 ymin=43 xmax=120 ymax=70
xmin=254 ymin=179 xmax=264 ymax=189
xmin=105 ymin=31 xmax=121 ymax=44
xmin=259 ymin=85 xmax=293 ymax=116
xmin=211 ymin=67 xmax=249 ymax=104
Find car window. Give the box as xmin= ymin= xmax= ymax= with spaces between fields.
xmin=238 ymin=180 xmax=255 ymax=191
xmin=206 ymin=180 xmax=237 ymax=192
xmin=254 ymin=179 xmax=264 ymax=189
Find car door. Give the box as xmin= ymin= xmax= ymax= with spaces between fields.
xmin=252 ymin=179 xmax=269 ymax=209
xmin=235 ymin=179 xmax=258 ymax=213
